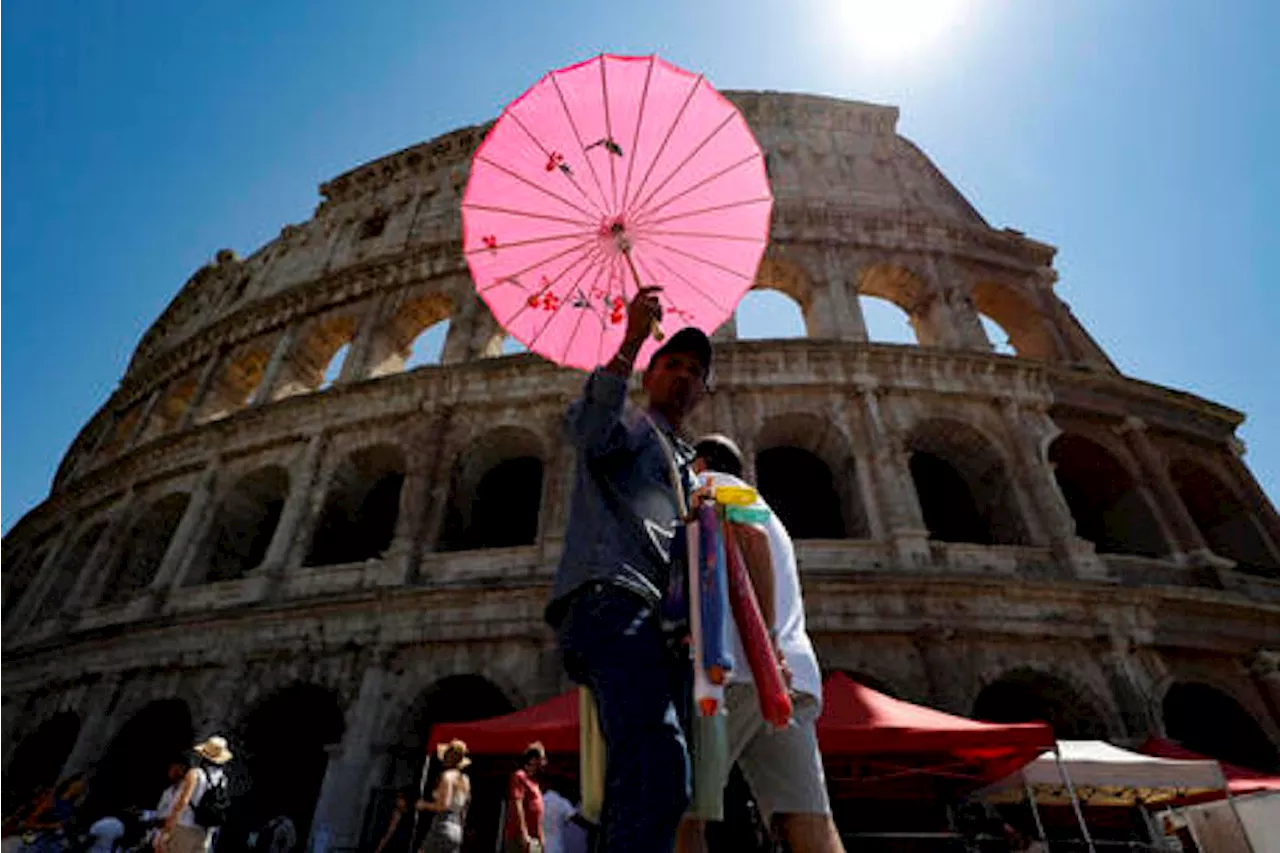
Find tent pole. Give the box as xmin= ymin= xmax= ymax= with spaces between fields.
xmin=1223 ymin=785 xmax=1257 ymax=853
xmin=1052 ymin=745 xmax=1096 ymax=853
xmin=1023 ymin=777 xmax=1050 ymax=852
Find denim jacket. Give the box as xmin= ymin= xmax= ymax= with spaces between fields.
xmin=545 ymin=369 xmax=697 ymax=627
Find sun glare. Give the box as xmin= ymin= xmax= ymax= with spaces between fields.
xmin=828 ymin=0 xmax=969 ymax=62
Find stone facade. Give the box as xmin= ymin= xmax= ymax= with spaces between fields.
xmin=4 ymin=92 xmax=1280 ymax=846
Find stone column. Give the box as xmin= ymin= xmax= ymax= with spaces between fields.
xmin=443 ymin=291 xmax=486 ymax=364
xmin=711 ymin=313 xmax=737 ymax=342
xmin=1001 ymin=401 xmax=1110 ymax=580
xmin=67 ymin=493 xmax=140 ymax=613
xmin=180 ymin=351 xmax=225 ymax=429
xmin=4 ymin=530 xmax=73 ymax=636
xmin=251 ymin=326 xmax=298 ymax=405
xmin=1114 ymin=417 xmax=1217 ymax=565
xmin=61 ymin=673 xmax=124 ymax=776
xmin=157 ymin=464 xmax=221 ymax=593
xmin=123 ymin=390 xmax=163 ymax=451
xmin=856 ymin=385 xmax=931 ymax=566
xmin=309 ymin=663 xmax=390 ymax=851
xmin=263 ymin=433 xmax=329 ymax=582
xmin=1250 ymin=650 xmax=1280 ymax=733
xmin=820 ymin=251 xmax=867 ymax=342
xmin=338 ymin=294 xmax=390 ymax=384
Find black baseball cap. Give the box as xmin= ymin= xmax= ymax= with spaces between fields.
xmin=650 ymin=326 xmax=713 ymax=376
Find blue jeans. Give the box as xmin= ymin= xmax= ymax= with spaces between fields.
xmin=557 ymin=583 xmax=691 ymax=853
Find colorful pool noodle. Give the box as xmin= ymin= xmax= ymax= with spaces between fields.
xmin=687 ymin=514 xmax=722 ymax=717
xmin=721 ymin=516 xmax=793 ymax=729
xmin=697 ymin=502 xmax=733 ymax=687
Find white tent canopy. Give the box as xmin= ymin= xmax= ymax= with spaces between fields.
xmin=983 ymin=740 xmax=1229 ymax=807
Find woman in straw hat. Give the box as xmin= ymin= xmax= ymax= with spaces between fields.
xmin=416 ymin=740 xmax=471 ymax=853
xmin=153 ymin=737 xmax=232 ymax=853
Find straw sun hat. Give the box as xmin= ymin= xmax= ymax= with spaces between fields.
xmin=436 ymin=739 xmax=472 ymax=769
xmin=193 ymin=736 xmax=234 ymax=765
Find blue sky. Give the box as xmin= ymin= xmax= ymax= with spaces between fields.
xmin=4 ymin=0 xmax=1277 ymax=533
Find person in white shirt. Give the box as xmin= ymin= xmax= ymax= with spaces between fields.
xmin=153 ymin=737 xmax=233 ymax=853
xmin=677 ymin=434 xmax=845 ymax=853
xmin=539 ymin=790 xmax=587 ymax=853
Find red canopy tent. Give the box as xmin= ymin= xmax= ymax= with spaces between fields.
xmin=432 ymin=674 xmax=1052 ymax=798
xmin=816 ymin=673 xmax=1054 ymax=798
xmin=1138 ymin=736 xmax=1280 ymax=798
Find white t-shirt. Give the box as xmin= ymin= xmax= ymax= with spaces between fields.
xmin=156 ymin=767 xmax=220 ymax=829
xmin=540 ymin=791 xmax=587 ymax=853
xmin=698 ymin=472 xmax=823 ymax=704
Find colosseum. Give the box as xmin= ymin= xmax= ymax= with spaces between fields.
xmin=4 ymin=91 xmax=1279 ymax=847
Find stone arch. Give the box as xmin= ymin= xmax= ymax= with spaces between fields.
xmin=906 ymin=419 xmax=1029 ymax=546
xmin=1049 ymin=433 xmax=1168 ymax=557
xmin=971 ymin=281 xmax=1060 ymax=361
xmin=364 ymin=675 xmax=516 ymax=851
xmin=306 ymin=444 xmax=407 ymax=566
xmin=439 ymin=427 xmax=546 ymax=551
xmin=972 ymin=667 xmax=1112 ymax=739
xmin=1163 ymin=682 xmax=1279 ymax=771
xmin=195 ymin=466 xmax=291 ymax=584
xmin=272 ymin=314 xmax=361 ymax=400
xmin=3 ymin=711 xmax=80 ymax=808
xmin=32 ymin=521 xmax=108 ymax=623
xmin=1169 ymin=458 xmax=1279 ymax=574
xmin=99 ymin=492 xmax=191 ymax=606
xmin=855 ymin=263 xmax=936 ymax=345
xmin=199 ymin=345 xmax=272 ymax=422
xmin=88 ymin=699 xmax=195 ymax=817
xmin=735 ymin=289 xmax=808 ymax=340
xmin=140 ymin=369 xmax=201 ymax=441
xmin=368 ymin=292 xmax=455 ymax=376
xmin=236 ymin=683 xmax=346 ymax=840
xmin=755 ymin=412 xmax=869 ymax=540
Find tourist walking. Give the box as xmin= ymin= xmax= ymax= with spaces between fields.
xmin=676 ymin=435 xmax=845 ymax=853
xmin=153 ymin=736 xmax=233 ymax=853
xmin=417 ymin=740 xmax=470 ymax=853
xmin=501 ymin=743 xmax=547 ymax=853
xmin=547 ymin=288 xmax=711 ymax=853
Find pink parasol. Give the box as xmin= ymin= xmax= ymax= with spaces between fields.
xmin=462 ymin=54 xmax=773 ymax=371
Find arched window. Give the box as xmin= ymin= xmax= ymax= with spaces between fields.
xmin=973 ymin=669 xmax=1109 ymax=739
xmin=1049 ymin=435 xmax=1167 ymax=557
xmin=404 ymin=319 xmax=450 ymax=370
xmin=272 ymin=316 xmax=359 ymax=400
xmin=306 ymin=445 xmax=406 ymax=566
xmin=907 ymin=420 xmax=1027 ymax=546
xmin=238 ymin=685 xmax=345 ymax=841
xmin=736 ymin=290 xmax=807 ymax=340
xmin=199 ymin=467 xmax=290 ymax=583
xmin=199 ymin=348 xmax=271 ymax=422
xmin=141 ymin=372 xmax=200 ymax=439
xmin=86 ymin=700 xmax=194 ymax=817
xmin=442 ymin=457 xmax=544 ymax=550
xmin=757 ymin=447 xmax=847 ymax=539
xmin=859 ymin=295 xmax=917 ymax=345
xmin=32 ymin=522 xmax=107 ymax=623
xmin=1163 ymin=682 xmax=1279 ymax=771
xmin=971 ymin=281 xmax=1059 ymax=360
xmin=366 ymin=676 xmax=514 ymax=849
xmin=99 ymin=493 xmax=191 ymax=606
xmin=1169 ymin=460 xmax=1278 ymax=575
xmin=3 ymin=712 xmax=80 ymax=809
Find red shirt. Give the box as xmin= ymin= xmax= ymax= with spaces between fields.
xmin=504 ymin=769 xmax=544 ymax=841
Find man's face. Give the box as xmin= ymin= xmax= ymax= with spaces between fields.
xmin=643 ymin=351 xmax=707 ymax=416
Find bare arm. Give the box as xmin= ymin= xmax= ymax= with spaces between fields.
xmin=162 ymin=770 xmax=200 ymax=837
xmin=373 ymin=809 xmax=401 ymax=853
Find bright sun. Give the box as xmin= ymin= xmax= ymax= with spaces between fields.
xmin=829 ymin=0 xmax=969 ymax=62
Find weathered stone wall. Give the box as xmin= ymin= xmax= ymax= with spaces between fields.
xmin=4 ymin=92 xmax=1279 ymax=848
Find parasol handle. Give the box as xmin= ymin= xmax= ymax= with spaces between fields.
xmin=615 ymin=230 xmax=664 ymax=342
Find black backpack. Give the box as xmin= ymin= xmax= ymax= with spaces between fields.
xmin=191 ymin=772 xmax=232 ymax=829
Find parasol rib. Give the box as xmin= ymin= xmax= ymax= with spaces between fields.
xmin=476 ymin=155 xmax=600 ymax=222
xmin=555 ymin=255 xmax=614 ymax=364
xmin=462 ymin=202 xmax=596 ymax=229
xmin=507 ymin=109 xmax=607 ymax=219
xmin=635 ymin=250 xmax=733 ymax=315
xmin=641 ymin=236 xmax=757 ymax=281
xmin=463 ymin=230 xmax=599 ymax=256
xmin=629 ymin=111 xmax=738 ymax=224
xmin=623 ymin=73 xmax=704 ymax=214
xmin=620 ymin=56 xmax=657 ymax=217
xmin=599 ymin=56 xmax=620 ymax=213
xmin=524 ymin=245 xmax=610 ymax=351
xmin=479 ymin=236 xmax=600 ymax=293
xmin=550 ymin=71 xmax=612 ymax=216
xmin=500 ymin=243 xmax=607 ymax=333
xmin=635 ymin=196 xmax=773 ymax=229
xmin=627 ymin=153 xmax=762 ymax=229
